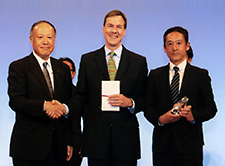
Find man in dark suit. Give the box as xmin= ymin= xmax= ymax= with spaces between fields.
xmin=8 ymin=20 xmax=73 ymax=166
xmin=144 ymin=26 xmax=217 ymax=166
xmin=59 ymin=57 xmax=83 ymax=166
xmin=66 ymin=10 xmax=148 ymax=166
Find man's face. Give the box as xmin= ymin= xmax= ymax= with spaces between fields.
xmin=102 ymin=15 xmax=126 ymax=50
xmin=63 ymin=61 xmax=76 ymax=79
xmin=164 ymin=32 xmax=190 ymax=65
xmin=30 ymin=23 xmax=55 ymax=60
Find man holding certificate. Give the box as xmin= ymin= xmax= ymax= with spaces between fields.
xmin=66 ymin=10 xmax=148 ymax=166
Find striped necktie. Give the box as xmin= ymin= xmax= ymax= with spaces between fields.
xmin=108 ymin=52 xmax=117 ymax=81
xmin=43 ymin=62 xmax=53 ymax=99
xmin=170 ymin=66 xmax=180 ymax=103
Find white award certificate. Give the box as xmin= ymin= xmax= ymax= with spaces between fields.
xmin=101 ymin=80 xmax=120 ymax=111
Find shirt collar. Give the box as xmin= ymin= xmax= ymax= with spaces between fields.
xmin=104 ymin=45 xmax=122 ymax=58
xmin=169 ymin=59 xmax=187 ymax=72
xmin=33 ymin=51 xmax=52 ymax=69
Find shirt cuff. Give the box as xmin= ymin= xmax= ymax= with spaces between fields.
xmin=63 ymin=104 xmax=69 ymax=118
xmin=158 ymin=120 xmax=164 ymax=126
xmin=190 ymin=120 xmax=195 ymax=124
xmin=128 ymin=98 xmax=135 ymax=114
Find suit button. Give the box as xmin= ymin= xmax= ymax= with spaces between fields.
xmin=109 ymin=123 xmax=113 ymax=126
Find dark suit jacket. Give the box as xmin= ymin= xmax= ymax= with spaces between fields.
xmin=7 ymin=53 xmax=73 ymax=160
xmin=144 ymin=63 xmax=217 ymax=154
xmin=67 ymin=46 xmax=148 ymax=160
xmin=69 ymin=85 xmax=82 ymax=155
xmin=66 ymin=85 xmax=83 ymax=166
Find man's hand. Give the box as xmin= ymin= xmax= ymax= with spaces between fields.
xmin=180 ymin=105 xmax=194 ymax=122
xmin=108 ymin=94 xmax=133 ymax=108
xmin=52 ymin=100 xmax=66 ymax=114
xmin=43 ymin=100 xmax=66 ymax=119
xmin=66 ymin=146 xmax=73 ymax=161
xmin=159 ymin=109 xmax=181 ymax=125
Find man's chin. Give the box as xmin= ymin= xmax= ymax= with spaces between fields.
xmin=37 ymin=53 xmax=50 ymax=60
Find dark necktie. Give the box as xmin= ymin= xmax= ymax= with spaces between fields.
xmin=43 ymin=62 xmax=53 ymax=99
xmin=170 ymin=66 xmax=180 ymax=104
xmin=108 ymin=52 xmax=117 ymax=81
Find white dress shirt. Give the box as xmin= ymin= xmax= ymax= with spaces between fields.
xmin=104 ymin=45 xmax=122 ymax=69
xmin=33 ymin=51 xmax=54 ymax=91
xmin=104 ymin=45 xmax=135 ymax=113
xmin=169 ymin=59 xmax=187 ymax=91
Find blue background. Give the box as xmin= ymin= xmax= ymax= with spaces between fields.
xmin=0 ymin=0 xmax=224 ymax=165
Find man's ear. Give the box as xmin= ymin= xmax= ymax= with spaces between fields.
xmin=163 ymin=45 xmax=167 ymax=53
xmin=30 ymin=36 xmax=33 ymax=47
xmin=186 ymin=42 xmax=190 ymax=51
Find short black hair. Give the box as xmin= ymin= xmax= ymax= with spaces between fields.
xmin=59 ymin=57 xmax=76 ymax=72
xmin=163 ymin=26 xmax=189 ymax=47
xmin=187 ymin=46 xmax=193 ymax=59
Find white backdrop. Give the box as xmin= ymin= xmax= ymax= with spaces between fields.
xmin=0 ymin=0 xmax=224 ymax=165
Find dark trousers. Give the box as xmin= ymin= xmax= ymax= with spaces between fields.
xmin=66 ymin=153 xmax=83 ymax=166
xmin=153 ymin=144 xmax=203 ymax=166
xmin=88 ymin=158 xmax=137 ymax=166
xmin=13 ymin=157 xmax=64 ymax=166
xmin=88 ymin=126 xmax=137 ymax=166
xmin=13 ymin=131 xmax=65 ymax=166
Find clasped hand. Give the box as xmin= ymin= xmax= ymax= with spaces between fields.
xmin=44 ymin=100 xmax=66 ymax=119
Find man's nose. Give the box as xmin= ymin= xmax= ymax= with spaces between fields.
xmin=43 ymin=37 xmax=48 ymax=44
xmin=172 ymin=44 xmax=178 ymax=50
xmin=112 ymin=27 xmax=117 ymax=33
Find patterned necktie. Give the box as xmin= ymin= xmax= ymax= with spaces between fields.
xmin=108 ymin=52 xmax=117 ymax=81
xmin=170 ymin=66 xmax=180 ymax=104
xmin=43 ymin=62 xmax=53 ymax=99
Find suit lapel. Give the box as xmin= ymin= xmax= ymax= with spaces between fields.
xmin=28 ymin=53 xmax=53 ymax=99
xmin=158 ymin=64 xmax=192 ymax=104
xmin=179 ymin=63 xmax=192 ymax=98
xmin=94 ymin=46 xmax=133 ymax=80
xmin=95 ymin=47 xmax=110 ymax=79
xmin=115 ymin=46 xmax=130 ymax=80
xmin=163 ymin=64 xmax=174 ymax=103
xmin=51 ymin=58 xmax=62 ymax=99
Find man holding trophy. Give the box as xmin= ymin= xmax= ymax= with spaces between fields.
xmin=144 ymin=26 xmax=217 ymax=166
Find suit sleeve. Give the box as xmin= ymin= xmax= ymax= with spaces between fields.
xmin=66 ymin=54 xmax=86 ymax=116
xmin=144 ymin=70 xmax=162 ymax=126
xmin=8 ymin=61 xmax=44 ymax=118
xmin=131 ymin=57 xmax=148 ymax=114
xmin=66 ymin=85 xmax=82 ymax=152
xmin=191 ymin=69 xmax=217 ymax=123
